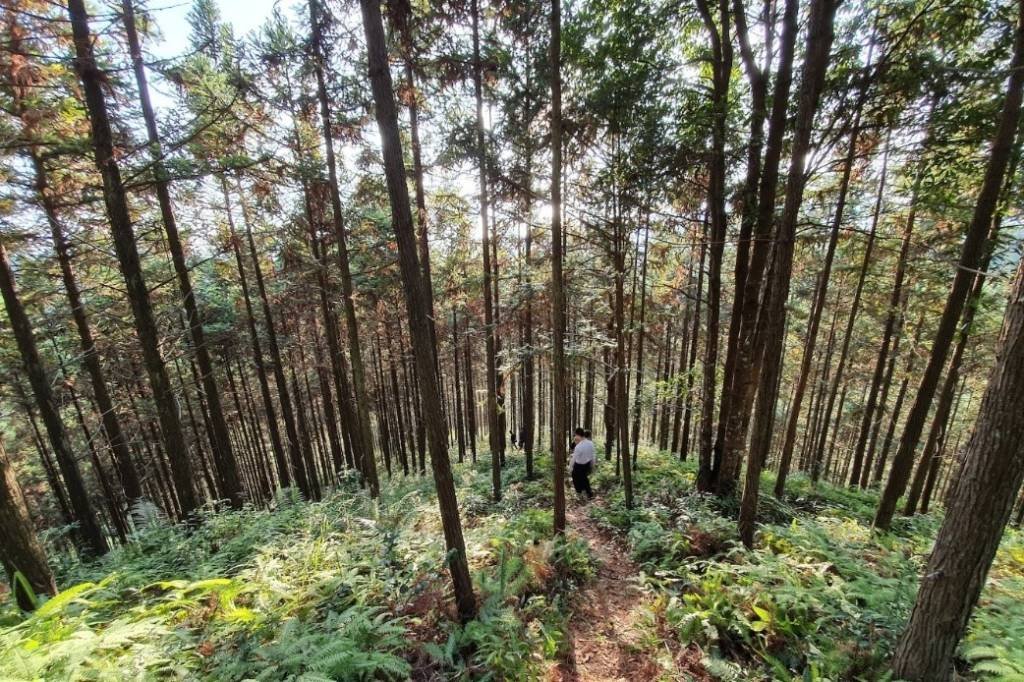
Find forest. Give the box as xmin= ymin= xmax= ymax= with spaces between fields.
xmin=1 ymin=0 xmax=1024 ymax=678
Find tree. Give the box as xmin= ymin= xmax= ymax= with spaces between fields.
xmin=359 ymin=0 xmax=477 ymax=621
xmin=120 ymin=0 xmax=242 ymax=507
xmin=0 ymin=239 xmax=108 ymax=555
xmin=549 ymin=0 xmax=567 ymax=535
xmin=874 ymin=0 xmax=1024 ymax=531
xmin=66 ymin=0 xmax=199 ymax=517
xmin=0 ymin=434 xmax=57 ymax=610
xmin=891 ymin=257 xmax=1024 ymax=680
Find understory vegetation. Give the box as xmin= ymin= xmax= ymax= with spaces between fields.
xmin=2 ymin=449 xmax=1022 ymax=681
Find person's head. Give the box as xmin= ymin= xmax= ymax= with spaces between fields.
xmin=573 ymin=427 xmax=585 ymax=443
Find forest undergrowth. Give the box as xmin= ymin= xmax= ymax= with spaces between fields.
xmin=2 ymin=448 xmax=1023 ymax=681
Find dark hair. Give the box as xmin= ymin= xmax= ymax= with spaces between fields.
xmin=574 ymin=427 xmax=585 ymax=437
xmin=583 ymin=429 xmax=592 ymax=439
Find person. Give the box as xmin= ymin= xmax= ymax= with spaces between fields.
xmin=569 ymin=427 xmax=595 ymax=500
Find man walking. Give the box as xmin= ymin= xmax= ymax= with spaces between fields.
xmin=569 ymin=427 xmax=595 ymax=500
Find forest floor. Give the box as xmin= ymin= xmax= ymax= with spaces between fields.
xmin=557 ymin=500 xmax=654 ymax=681
xmin=2 ymin=452 xmax=1024 ymax=680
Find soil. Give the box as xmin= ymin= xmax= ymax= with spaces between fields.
xmin=551 ymin=500 xmax=660 ymax=681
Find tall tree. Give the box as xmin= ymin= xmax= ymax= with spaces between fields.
xmin=738 ymin=0 xmax=840 ymax=545
xmin=874 ymin=0 xmax=1024 ymax=530
xmin=66 ymin=0 xmax=199 ymax=517
xmin=120 ymin=0 xmax=242 ymax=507
xmin=308 ymin=0 xmax=379 ymax=496
xmin=891 ymin=256 xmax=1024 ymax=680
xmin=0 ymin=239 xmax=108 ymax=555
xmin=549 ymin=0 xmax=567 ymax=535
xmin=359 ymin=0 xmax=477 ymax=621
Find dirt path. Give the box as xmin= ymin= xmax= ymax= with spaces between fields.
xmin=554 ymin=501 xmax=660 ymax=681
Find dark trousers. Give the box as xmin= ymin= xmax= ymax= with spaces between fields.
xmin=571 ymin=462 xmax=594 ymax=498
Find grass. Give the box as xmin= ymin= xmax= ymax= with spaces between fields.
xmin=2 ymin=447 xmax=1022 ymax=680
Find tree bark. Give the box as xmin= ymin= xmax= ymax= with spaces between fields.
xmin=738 ymin=0 xmax=839 ymax=545
xmin=67 ymin=0 xmax=198 ymax=517
xmin=717 ymin=0 xmax=799 ymax=494
xmin=360 ymin=0 xmax=477 ymax=620
xmin=0 ymin=239 xmax=107 ymax=555
xmin=550 ymin=0 xmax=567 ymax=534
xmin=0 ymin=436 xmax=56 ymax=610
xmin=694 ymin=0 xmax=732 ymax=491
xmin=875 ymin=5 xmax=1024 ymax=530
xmin=892 ymin=258 xmax=1024 ymax=680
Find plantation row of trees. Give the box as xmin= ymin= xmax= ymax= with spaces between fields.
xmin=1 ymin=0 xmax=1024 ymax=676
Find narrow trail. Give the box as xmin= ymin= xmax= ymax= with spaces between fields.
xmin=554 ymin=501 xmax=659 ymax=681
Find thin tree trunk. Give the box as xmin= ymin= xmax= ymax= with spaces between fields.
xmin=309 ymin=0 xmax=379 ymax=496
xmin=121 ymin=0 xmax=241 ymax=506
xmin=67 ymin=0 xmax=198 ymax=517
xmin=875 ymin=10 xmax=1024 ymax=530
xmin=0 ymin=240 xmax=107 ymax=555
xmin=237 ymin=190 xmax=312 ymax=499
xmin=360 ymin=0 xmax=477 ymax=619
xmin=222 ymin=183 xmax=290 ymax=486
xmin=550 ymin=0 xmax=567 ymax=534
xmin=471 ymin=0 xmax=502 ymax=500
xmin=778 ymin=102 xmax=872 ymax=493
xmin=810 ymin=132 xmax=888 ymax=484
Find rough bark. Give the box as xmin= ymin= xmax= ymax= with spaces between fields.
xmin=891 ymin=259 xmax=1024 ymax=680
xmin=67 ymin=0 xmax=198 ymax=517
xmin=875 ymin=6 xmax=1024 ymax=530
xmin=360 ymin=0 xmax=477 ymax=620
xmin=0 ymin=436 xmax=56 ymax=610
xmin=738 ymin=0 xmax=839 ymax=545
xmin=550 ymin=0 xmax=567 ymax=534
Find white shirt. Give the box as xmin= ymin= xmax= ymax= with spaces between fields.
xmin=571 ymin=439 xmax=596 ymax=466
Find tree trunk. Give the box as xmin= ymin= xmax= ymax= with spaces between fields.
xmin=550 ymin=0 xmax=567 ymax=534
xmin=0 ymin=436 xmax=56 ymax=610
xmin=630 ymin=223 xmax=651 ymax=465
xmin=360 ymin=0 xmax=477 ymax=620
xmin=738 ymin=0 xmax=839 ymax=546
xmin=309 ymin=0 xmax=380 ymax=496
xmin=471 ymin=0 xmax=502 ymax=501
xmin=694 ymin=0 xmax=732 ymax=491
xmin=854 ymin=178 xmax=919 ymax=487
xmin=237 ymin=190 xmax=312 ymax=499
xmin=0 ymin=240 xmax=107 ymax=555
xmin=875 ymin=7 xmax=1024 ymax=530
xmin=777 ymin=100 xmax=869 ymax=493
xmin=121 ymin=0 xmax=241 ymax=507
xmin=810 ymin=131 xmax=889 ymax=483
xmin=717 ymin=0 xmax=799 ymax=495
xmin=67 ymin=0 xmax=198 ymax=517
xmin=222 ymin=182 xmax=290 ymax=486
xmin=891 ymin=257 xmax=1024 ymax=680
xmin=717 ymin=0 xmax=772 ymax=463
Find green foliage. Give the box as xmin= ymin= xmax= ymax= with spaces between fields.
xmin=589 ymin=451 xmax=1024 ymax=680
xmin=0 ymin=456 xmax=594 ymax=681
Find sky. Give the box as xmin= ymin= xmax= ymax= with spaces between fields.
xmin=146 ymin=0 xmax=297 ymax=59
